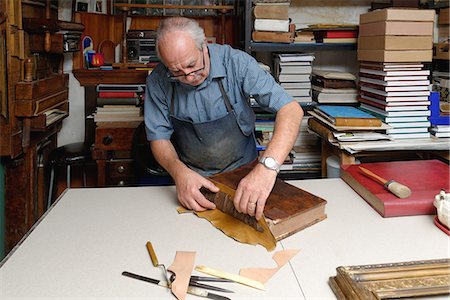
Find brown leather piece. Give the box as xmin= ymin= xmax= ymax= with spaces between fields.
xmin=177 ymin=206 xmax=276 ymax=251
xmin=239 ymin=249 xmax=300 ymax=283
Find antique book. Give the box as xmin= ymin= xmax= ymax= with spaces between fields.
xmin=329 ymin=258 xmax=450 ymax=300
xmin=252 ymin=31 xmax=294 ymax=43
xmin=207 ymin=161 xmax=327 ymax=241
xmin=359 ymin=21 xmax=434 ymax=36
xmin=358 ymin=35 xmax=433 ymax=50
xmin=253 ymin=3 xmax=289 ymax=19
xmin=254 ymin=19 xmax=290 ymax=32
xmin=359 ymin=8 xmax=435 ymax=24
xmin=314 ymin=105 xmax=382 ymax=127
xmin=357 ymin=49 xmax=433 ymax=63
xmin=340 ymin=160 xmax=450 ymax=217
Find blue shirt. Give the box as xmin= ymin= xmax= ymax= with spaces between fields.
xmin=144 ymin=43 xmax=294 ymax=141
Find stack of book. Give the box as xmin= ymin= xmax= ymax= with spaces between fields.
xmin=273 ymin=53 xmax=315 ymax=105
xmin=430 ymin=125 xmax=450 ymax=138
xmin=357 ymin=8 xmax=435 ymax=140
xmin=358 ymin=63 xmax=432 ymax=139
xmin=357 ymin=8 xmax=435 ymax=62
xmin=252 ymin=0 xmax=293 ymax=43
xmin=94 ymin=84 xmax=145 ymax=127
xmin=281 ymin=116 xmax=321 ymax=178
xmin=311 ymin=70 xmax=358 ymax=104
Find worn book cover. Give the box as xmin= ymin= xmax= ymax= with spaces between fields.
xmin=341 ymin=160 xmax=450 ymax=217
xmin=359 ymin=8 xmax=435 ymax=24
xmin=208 ymin=161 xmax=327 ymax=240
xmin=315 ymin=105 xmax=382 ymax=127
xmin=252 ymin=31 xmax=294 ymax=43
xmin=358 ymin=36 xmax=432 ymax=50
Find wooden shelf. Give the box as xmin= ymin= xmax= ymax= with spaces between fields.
xmin=248 ymin=42 xmax=357 ymax=52
xmin=73 ymin=69 xmax=148 ymax=86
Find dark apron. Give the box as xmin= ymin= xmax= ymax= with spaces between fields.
xmin=170 ymin=79 xmax=257 ymax=176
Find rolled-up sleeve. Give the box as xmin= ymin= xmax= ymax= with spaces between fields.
xmin=144 ymin=66 xmax=173 ymax=141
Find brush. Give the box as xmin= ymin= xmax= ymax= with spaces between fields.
xmin=358 ymin=166 xmax=411 ymax=199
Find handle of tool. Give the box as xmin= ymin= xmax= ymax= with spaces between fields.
xmin=359 ymin=166 xmax=388 ymax=185
xmin=146 ymin=241 xmax=159 ymax=267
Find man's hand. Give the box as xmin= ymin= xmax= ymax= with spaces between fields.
xmin=174 ymin=168 xmax=219 ymax=211
xmin=233 ymin=164 xmax=277 ymax=220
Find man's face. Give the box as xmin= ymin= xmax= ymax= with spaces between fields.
xmin=159 ymin=31 xmax=209 ymax=86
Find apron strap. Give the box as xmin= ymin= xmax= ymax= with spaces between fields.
xmin=217 ymin=80 xmax=233 ymax=113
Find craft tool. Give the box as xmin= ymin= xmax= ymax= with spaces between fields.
xmin=169 ymin=273 xmax=234 ymax=293
xmin=195 ymin=265 xmax=266 ymax=290
xmin=359 ymin=166 xmax=411 ymax=198
xmin=122 ymin=271 xmax=231 ymax=300
xmin=146 ymin=241 xmax=172 ymax=283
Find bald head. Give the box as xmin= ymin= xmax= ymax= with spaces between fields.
xmin=156 ymin=17 xmax=205 ymax=58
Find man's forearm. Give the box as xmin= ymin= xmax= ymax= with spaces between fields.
xmin=263 ymin=101 xmax=304 ymax=163
xmin=150 ymin=139 xmax=188 ymax=179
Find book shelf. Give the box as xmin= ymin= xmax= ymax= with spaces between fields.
xmin=243 ymin=0 xmax=358 ymax=54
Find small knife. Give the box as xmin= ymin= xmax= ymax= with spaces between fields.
xmin=122 ymin=271 xmax=231 ymax=300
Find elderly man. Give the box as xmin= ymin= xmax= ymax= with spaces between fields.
xmin=144 ymin=17 xmax=303 ymax=220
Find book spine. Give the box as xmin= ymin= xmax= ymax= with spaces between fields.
xmin=98 ymin=92 xmax=138 ymax=98
xmin=340 ymin=170 xmax=386 ymax=216
xmin=307 ymin=118 xmax=334 ymax=141
xmin=97 ymin=98 xmax=140 ymax=106
xmin=334 ymin=117 xmax=382 ymax=127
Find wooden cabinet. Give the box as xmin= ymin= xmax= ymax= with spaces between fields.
xmin=0 ymin=0 xmax=82 ymax=253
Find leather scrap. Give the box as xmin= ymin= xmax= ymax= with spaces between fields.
xmin=239 ymin=249 xmax=300 ymax=283
xmin=177 ymin=206 xmax=276 ymax=251
xmin=167 ymin=251 xmax=196 ymax=300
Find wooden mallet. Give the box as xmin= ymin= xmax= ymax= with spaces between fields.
xmin=359 ymin=166 xmax=411 ymax=199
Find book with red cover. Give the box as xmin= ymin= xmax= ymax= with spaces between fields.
xmin=341 ymin=160 xmax=450 ymax=217
xmin=98 ymin=91 xmax=138 ymax=98
xmin=314 ymin=30 xmax=358 ymax=39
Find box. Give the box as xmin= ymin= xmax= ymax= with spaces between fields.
xmin=433 ymin=43 xmax=450 ymax=60
xmin=359 ymin=21 xmax=434 ymax=37
xmin=439 ymin=8 xmax=449 ymax=25
xmin=357 ymin=49 xmax=433 ymax=62
xmin=438 ymin=25 xmax=449 ymax=43
xmin=358 ymin=36 xmax=432 ymax=50
xmin=360 ymin=8 xmax=435 ymax=24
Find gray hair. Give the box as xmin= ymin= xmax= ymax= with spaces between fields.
xmin=156 ymin=17 xmax=205 ymax=58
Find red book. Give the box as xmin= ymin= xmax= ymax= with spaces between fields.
xmin=341 ymin=160 xmax=450 ymax=217
xmin=315 ymin=30 xmax=358 ymax=39
xmin=98 ymin=91 xmax=138 ymax=98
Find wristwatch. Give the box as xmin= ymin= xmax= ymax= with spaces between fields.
xmin=259 ymin=156 xmax=281 ymax=173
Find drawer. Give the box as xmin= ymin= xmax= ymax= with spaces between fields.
xmin=105 ymin=159 xmax=135 ymax=186
xmin=95 ymin=127 xmax=135 ymax=151
xmin=105 ymin=159 xmax=134 ymax=178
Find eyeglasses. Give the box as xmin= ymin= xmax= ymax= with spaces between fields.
xmin=167 ymin=46 xmax=205 ymax=79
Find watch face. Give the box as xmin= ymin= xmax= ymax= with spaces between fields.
xmin=265 ymin=157 xmax=276 ymax=168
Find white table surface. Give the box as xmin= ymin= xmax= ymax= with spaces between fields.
xmin=1 ymin=178 xmax=449 ymax=300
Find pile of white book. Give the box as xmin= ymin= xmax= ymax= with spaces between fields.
xmin=358 ymin=62 xmax=431 ymax=140
xmin=273 ymin=53 xmax=315 ymax=105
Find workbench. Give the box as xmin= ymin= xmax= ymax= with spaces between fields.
xmin=1 ymin=179 xmax=448 ymax=299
